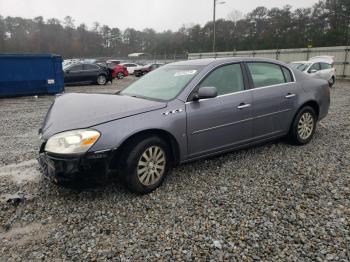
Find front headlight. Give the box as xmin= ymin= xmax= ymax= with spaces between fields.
xmin=45 ymin=129 xmax=101 ymax=155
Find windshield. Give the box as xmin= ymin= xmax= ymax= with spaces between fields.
xmin=290 ymin=62 xmax=311 ymax=72
xmin=121 ymin=65 xmax=202 ymax=100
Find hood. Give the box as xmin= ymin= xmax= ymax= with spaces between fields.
xmin=41 ymin=93 xmax=166 ymax=138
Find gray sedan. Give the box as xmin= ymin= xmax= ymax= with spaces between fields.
xmin=38 ymin=58 xmax=330 ymax=194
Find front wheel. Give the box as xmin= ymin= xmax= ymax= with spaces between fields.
xmin=289 ymin=106 xmax=317 ymax=145
xmin=120 ymin=136 xmax=170 ymax=194
xmin=97 ymin=75 xmax=107 ymax=85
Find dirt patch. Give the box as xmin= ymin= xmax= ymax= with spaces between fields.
xmin=0 ymin=159 xmax=40 ymax=184
xmin=0 ymin=222 xmax=50 ymax=247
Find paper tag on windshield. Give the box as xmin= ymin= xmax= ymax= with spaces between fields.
xmin=174 ymin=70 xmax=197 ymax=77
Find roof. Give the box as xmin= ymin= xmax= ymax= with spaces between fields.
xmin=309 ymin=56 xmax=334 ymax=64
xmin=170 ymin=57 xmax=289 ymax=67
xmin=128 ymin=53 xmax=149 ymax=58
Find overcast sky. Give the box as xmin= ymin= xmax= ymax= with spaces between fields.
xmin=0 ymin=0 xmax=319 ymax=32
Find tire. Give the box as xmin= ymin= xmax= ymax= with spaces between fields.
xmin=117 ymin=72 xmax=125 ymax=79
xmin=97 ymin=75 xmax=107 ymax=85
xmin=119 ymin=136 xmax=171 ymax=194
xmin=289 ymin=106 xmax=317 ymax=145
xmin=328 ymin=76 xmax=335 ymax=88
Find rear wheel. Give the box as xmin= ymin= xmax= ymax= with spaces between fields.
xmin=328 ymin=76 xmax=335 ymax=87
xmin=289 ymin=106 xmax=317 ymax=145
xmin=117 ymin=72 xmax=125 ymax=79
xmin=97 ymin=75 xmax=107 ymax=85
xmin=120 ymin=136 xmax=170 ymax=194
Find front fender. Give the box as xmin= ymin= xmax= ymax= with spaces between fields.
xmin=89 ymin=100 xmax=188 ymax=161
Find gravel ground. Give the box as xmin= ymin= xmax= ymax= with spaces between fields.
xmin=0 ymin=80 xmax=349 ymax=261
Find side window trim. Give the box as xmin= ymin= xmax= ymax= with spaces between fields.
xmin=186 ymin=62 xmax=248 ymax=102
xmin=281 ymin=66 xmax=294 ymax=83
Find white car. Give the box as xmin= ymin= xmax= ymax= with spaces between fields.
xmin=120 ymin=63 xmax=143 ymax=75
xmin=290 ymin=56 xmax=336 ymax=87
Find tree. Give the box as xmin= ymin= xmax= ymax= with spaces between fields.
xmin=0 ymin=0 xmax=348 ymax=57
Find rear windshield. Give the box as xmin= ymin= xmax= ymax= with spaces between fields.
xmin=121 ymin=65 xmax=202 ymax=101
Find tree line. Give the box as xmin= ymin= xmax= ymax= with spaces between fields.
xmin=0 ymin=0 xmax=349 ymax=58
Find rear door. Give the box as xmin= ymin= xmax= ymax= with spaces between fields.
xmin=186 ymin=63 xmax=253 ymax=158
xmin=246 ymin=62 xmax=298 ymax=140
xmin=83 ymin=64 xmax=100 ymax=82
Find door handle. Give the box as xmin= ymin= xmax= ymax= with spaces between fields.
xmin=285 ymin=93 xmax=296 ymax=99
xmin=237 ymin=103 xmax=251 ymax=109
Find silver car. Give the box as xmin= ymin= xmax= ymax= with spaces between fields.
xmin=38 ymin=58 xmax=330 ymax=194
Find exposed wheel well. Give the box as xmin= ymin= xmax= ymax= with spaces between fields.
xmin=110 ymin=129 xmax=180 ymax=169
xmin=300 ymin=101 xmax=320 ymax=119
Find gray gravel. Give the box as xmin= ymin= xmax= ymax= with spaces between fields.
xmin=0 ymin=79 xmax=349 ymax=261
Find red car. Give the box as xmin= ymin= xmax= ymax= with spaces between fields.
xmin=112 ymin=64 xmax=129 ymax=79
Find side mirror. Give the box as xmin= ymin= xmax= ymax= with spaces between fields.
xmin=193 ymin=86 xmax=218 ymax=101
xmin=309 ymin=69 xmax=317 ymax=74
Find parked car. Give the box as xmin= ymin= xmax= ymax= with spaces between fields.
xmin=120 ymin=62 xmax=143 ymax=75
xmin=98 ymin=62 xmax=129 ymax=79
xmin=290 ymin=56 xmax=336 ymax=87
xmin=63 ymin=63 xmax=112 ymax=86
xmin=39 ymin=58 xmax=330 ymax=194
xmin=106 ymin=59 xmax=122 ymax=65
xmin=134 ymin=63 xmax=163 ymax=77
xmin=112 ymin=64 xmax=129 ymax=79
xmin=62 ymin=59 xmax=80 ymax=68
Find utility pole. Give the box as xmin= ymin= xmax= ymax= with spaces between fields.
xmin=213 ymin=0 xmax=216 ymax=53
xmin=212 ymin=0 xmax=226 ymax=54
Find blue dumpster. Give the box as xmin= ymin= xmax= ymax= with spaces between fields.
xmin=0 ymin=54 xmax=64 ymax=97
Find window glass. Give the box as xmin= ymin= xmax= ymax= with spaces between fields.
xmin=247 ymin=62 xmax=286 ymax=88
xmin=199 ymin=63 xmax=244 ymax=95
xmin=309 ymin=63 xmax=320 ymax=72
xmin=69 ymin=64 xmax=83 ymax=72
xmin=84 ymin=64 xmax=98 ymax=70
xmin=320 ymin=63 xmax=332 ymax=70
xmin=282 ymin=67 xmax=293 ymax=82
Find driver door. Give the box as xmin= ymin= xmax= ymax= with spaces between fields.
xmin=186 ymin=63 xmax=253 ymax=158
xmin=64 ymin=64 xmax=83 ymax=84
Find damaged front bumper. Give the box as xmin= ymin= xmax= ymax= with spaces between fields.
xmin=38 ymin=149 xmax=115 ymax=184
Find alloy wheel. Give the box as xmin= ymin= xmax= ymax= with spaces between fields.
xmin=97 ymin=75 xmax=106 ymax=85
xmin=297 ymin=112 xmax=314 ymax=140
xmin=137 ymin=146 xmax=166 ymax=186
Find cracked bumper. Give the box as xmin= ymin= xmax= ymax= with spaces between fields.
xmin=38 ymin=150 xmax=114 ymax=184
